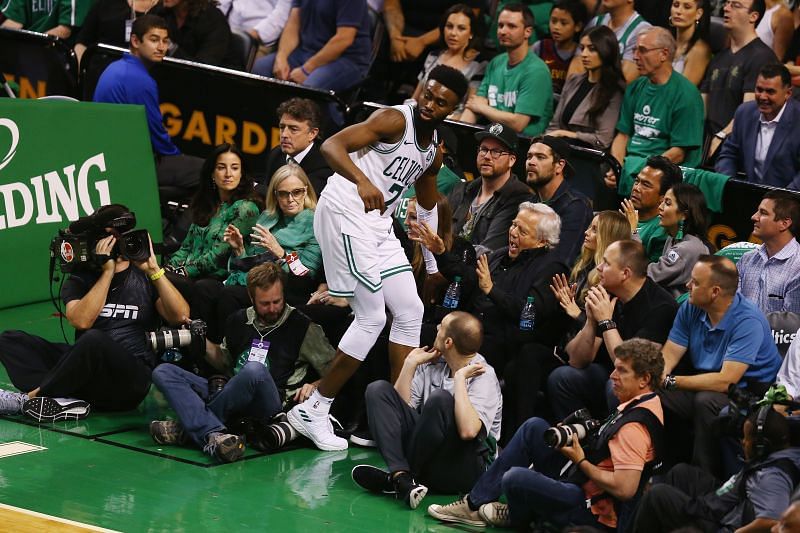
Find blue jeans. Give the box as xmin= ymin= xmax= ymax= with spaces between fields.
xmin=468 ymin=418 xmax=596 ymax=527
xmin=151 ymin=362 xmax=282 ymax=447
xmin=547 ymin=363 xmax=612 ymax=420
xmin=251 ymin=48 xmax=368 ymax=92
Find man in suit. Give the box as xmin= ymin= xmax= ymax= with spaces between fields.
xmin=716 ymin=63 xmax=800 ymax=190
xmin=259 ymin=97 xmax=333 ymax=197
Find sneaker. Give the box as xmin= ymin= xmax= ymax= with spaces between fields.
xmin=349 ymin=428 xmax=376 ymax=448
xmin=392 ymin=472 xmax=428 ymax=510
xmin=479 ymin=501 xmax=511 ymax=528
xmin=203 ymin=432 xmax=245 ymax=463
xmin=0 ymin=390 xmax=26 ymax=415
xmin=351 ymin=464 xmax=394 ymax=494
xmin=150 ymin=420 xmax=187 ymax=446
xmin=249 ymin=413 xmax=299 ymax=452
xmin=22 ymin=397 xmax=90 ymax=422
xmin=428 ymin=496 xmax=486 ymax=527
xmin=287 ymin=403 xmax=348 ymax=451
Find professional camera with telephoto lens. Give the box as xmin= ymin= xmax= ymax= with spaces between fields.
xmin=544 ymin=408 xmax=602 ymax=448
xmin=50 ymin=205 xmax=151 ymax=273
xmin=146 ymin=319 xmax=207 ymax=355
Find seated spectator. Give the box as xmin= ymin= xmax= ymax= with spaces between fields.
xmin=757 ymin=0 xmax=794 ymax=61
xmin=93 ymin=14 xmax=204 ymax=197
xmin=620 ymin=155 xmax=683 ymax=263
xmin=605 ymin=27 xmax=704 ymax=192
xmin=260 ymin=98 xmax=333 ymax=197
xmin=648 ymin=183 xmax=712 ymax=298
xmin=409 ymin=4 xmax=486 ymax=119
xmin=786 ymin=29 xmax=800 ymax=98
xmin=702 ymin=0 xmax=776 ymax=158
xmin=383 ymin=0 xmax=481 ymax=64
xmin=569 ymin=0 xmax=652 ymax=83
xmin=0 ymin=204 xmax=189 ymax=420
xmin=715 ymin=63 xmax=800 ymax=189
xmin=217 ymin=0 xmax=290 ymax=50
xmin=525 ymin=135 xmax=593 ymax=265
xmin=531 ymin=0 xmax=588 ymax=99
xmin=738 ymin=190 xmax=800 ymax=313
xmin=669 ymin=0 xmax=712 ymax=85
xmin=634 ymin=407 xmax=800 ymax=533
xmin=546 ymin=25 xmax=626 ymax=150
xmin=222 ymin=163 xmax=321 ymax=317
xmin=1 ymin=0 xmax=88 ymax=38
xmin=460 ymin=3 xmax=553 ymax=136
xmin=75 ymin=0 xmax=165 ymax=62
xmin=154 ymin=0 xmax=233 ymax=66
xmin=551 ymin=210 xmax=632 ymax=325
xmin=251 ymin=0 xmax=371 ymax=93
xmin=350 ymin=311 xmax=502 ymax=508
xmin=429 ymin=338 xmax=665 ymax=533
xmin=660 ymin=255 xmax=783 ymax=478
xmin=149 ymin=262 xmax=335 ymax=462
xmin=547 ymin=240 xmax=678 ymax=419
xmin=447 ymin=123 xmax=531 ymax=257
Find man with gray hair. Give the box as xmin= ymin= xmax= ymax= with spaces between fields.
xmin=415 ymin=201 xmax=568 ymax=380
xmin=605 ymin=26 xmax=705 ymax=193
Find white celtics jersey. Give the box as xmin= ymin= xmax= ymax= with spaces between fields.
xmin=321 ymin=105 xmax=438 ymax=220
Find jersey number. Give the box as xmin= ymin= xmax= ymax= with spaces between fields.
xmin=386 ymin=183 xmax=404 ymax=206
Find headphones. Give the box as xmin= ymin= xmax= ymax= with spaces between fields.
xmin=752 ymin=403 xmax=772 ymax=461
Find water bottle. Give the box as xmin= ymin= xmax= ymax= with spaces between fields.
xmin=520 ymin=296 xmax=535 ymax=331
xmin=443 ymin=276 xmax=462 ymax=309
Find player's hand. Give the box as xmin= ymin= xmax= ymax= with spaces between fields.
xmin=357 ymin=180 xmax=386 ymax=213
xmin=95 ymin=235 xmax=116 ymax=272
xmin=223 ymin=224 xmax=245 ymax=256
xmin=422 ymin=272 xmax=447 ymax=306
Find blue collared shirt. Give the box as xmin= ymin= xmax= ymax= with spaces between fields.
xmin=738 ymin=239 xmax=800 ymax=314
xmin=668 ymin=294 xmax=782 ymax=385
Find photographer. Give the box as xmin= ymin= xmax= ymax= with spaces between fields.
xmin=428 ymin=338 xmax=664 ymax=533
xmin=633 ymin=405 xmax=800 ymax=533
xmin=149 ymin=262 xmax=335 ymax=463
xmin=0 ymin=204 xmax=189 ymax=421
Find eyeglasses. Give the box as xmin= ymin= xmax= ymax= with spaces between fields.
xmin=478 ymin=147 xmax=511 ymax=159
xmin=634 ymin=46 xmax=664 ymax=55
xmin=275 ymin=187 xmax=307 ymax=200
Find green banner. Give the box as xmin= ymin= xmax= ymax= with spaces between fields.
xmin=0 ymin=99 xmax=162 ymax=309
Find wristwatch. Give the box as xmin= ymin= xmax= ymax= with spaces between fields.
xmin=714 ymin=131 xmax=728 ymax=141
xmin=597 ymin=319 xmax=617 ymax=333
xmin=663 ymin=374 xmax=678 ymax=391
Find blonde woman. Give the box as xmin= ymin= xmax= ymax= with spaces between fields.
xmin=550 ymin=210 xmax=630 ymax=320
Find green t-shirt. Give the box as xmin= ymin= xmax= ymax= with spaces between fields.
xmin=477 ymin=51 xmax=554 ymax=137
xmin=638 ymin=216 xmax=669 ymax=263
xmin=1 ymin=0 xmax=89 ymax=31
xmin=616 ymin=71 xmax=704 ymax=168
xmin=394 ymin=165 xmax=462 ymax=229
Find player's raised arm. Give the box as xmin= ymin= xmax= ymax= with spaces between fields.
xmin=321 ymin=108 xmax=406 ymax=213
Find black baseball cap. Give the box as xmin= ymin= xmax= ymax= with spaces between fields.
xmin=474 ymin=122 xmax=518 ymax=152
xmin=535 ymin=135 xmax=575 ymax=176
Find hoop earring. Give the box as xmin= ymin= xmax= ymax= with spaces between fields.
xmin=668 ymin=15 xmax=674 ymax=26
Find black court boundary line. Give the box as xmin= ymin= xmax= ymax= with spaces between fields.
xmin=1 ymin=415 xmax=272 ymax=467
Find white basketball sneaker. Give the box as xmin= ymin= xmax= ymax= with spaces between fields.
xmin=287 ymin=401 xmax=348 ymax=451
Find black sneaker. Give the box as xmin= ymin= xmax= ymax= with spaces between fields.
xmin=393 ymin=472 xmax=428 ymax=510
xmin=203 ymin=432 xmax=245 ymax=463
xmin=349 ymin=428 xmax=376 ymax=447
xmin=22 ymin=397 xmax=90 ymax=423
xmin=351 ymin=464 xmax=395 ymax=494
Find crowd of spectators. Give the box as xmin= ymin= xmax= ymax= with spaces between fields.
xmin=4 ymin=0 xmax=800 ymax=531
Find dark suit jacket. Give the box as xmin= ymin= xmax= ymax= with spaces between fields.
xmin=258 ymin=141 xmax=333 ymax=197
xmin=716 ymin=99 xmax=800 ymax=190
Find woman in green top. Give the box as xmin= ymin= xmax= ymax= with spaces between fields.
xmin=221 ymin=163 xmax=321 ymax=311
xmin=167 ymin=143 xmax=261 ymax=280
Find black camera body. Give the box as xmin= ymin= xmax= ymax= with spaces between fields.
xmin=50 ymin=207 xmax=150 ymax=272
xmin=544 ymin=408 xmax=602 ymax=448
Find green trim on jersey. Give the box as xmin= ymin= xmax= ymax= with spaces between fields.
xmin=369 ymin=108 xmax=408 ymax=155
xmin=380 ymin=265 xmax=412 ymax=279
xmin=343 ymin=235 xmax=382 ymax=293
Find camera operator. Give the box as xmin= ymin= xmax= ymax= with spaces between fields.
xmin=660 ymin=255 xmax=783 ymax=479
xmin=149 ymin=262 xmax=335 ymax=463
xmin=0 ymin=204 xmax=189 ymax=421
xmin=633 ymin=405 xmax=800 ymax=533
xmin=428 ymin=338 xmax=664 ymax=533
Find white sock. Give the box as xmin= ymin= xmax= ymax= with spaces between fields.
xmin=306 ymin=389 xmax=334 ymax=415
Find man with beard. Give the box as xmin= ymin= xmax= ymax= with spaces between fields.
xmin=149 ymin=262 xmax=335 ymax=462
xmin=448 ymin=123 xmax=531 ymax=257
xmin=286 ymin=65 xmax=469 ymax=453
xmin=526 ymin=135 xmax=592 ymax=265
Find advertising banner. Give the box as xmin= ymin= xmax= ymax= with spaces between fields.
xmin=0 ymin=99 xmax=161 ymax=309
